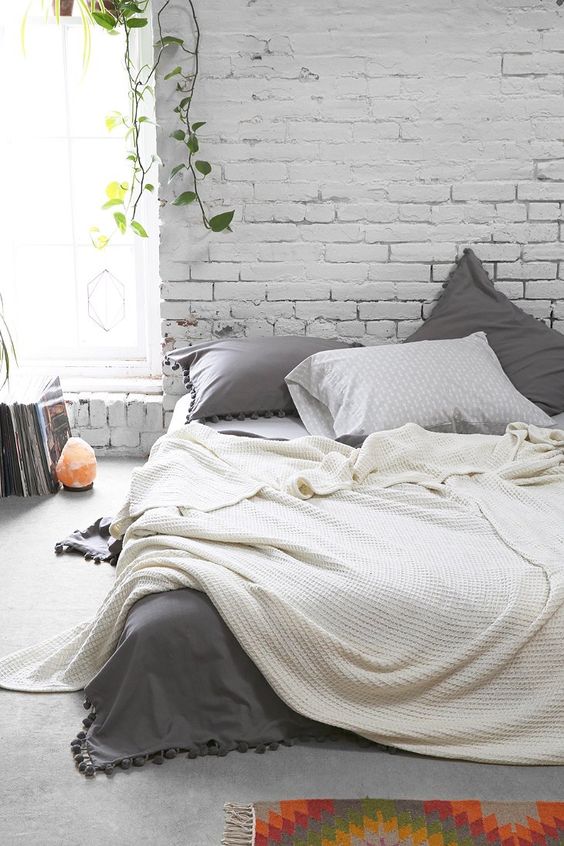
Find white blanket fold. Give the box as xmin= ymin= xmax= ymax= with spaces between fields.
xmin=1 ymin=421 xmax=563 ymax=765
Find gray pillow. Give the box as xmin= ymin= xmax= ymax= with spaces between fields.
xmin=285 ymin=333 xmax=553 ymax=438
xmin=405 ymin=249 xmax=564 ymax=416
xmin=165 ymin=336 xmax=358 ymax=422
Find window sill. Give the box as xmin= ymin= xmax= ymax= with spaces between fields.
xmin=62 ymin=376 xmax=163 ymax=395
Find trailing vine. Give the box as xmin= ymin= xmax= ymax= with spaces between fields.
xmin=89 ymin=0 xmax=233 ymax=249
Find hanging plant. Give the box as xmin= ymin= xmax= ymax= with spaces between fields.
xmin=88 ymin=0 xmax=234 ymax=248
xmin=23 ymin=1 xmax=233 ymax=249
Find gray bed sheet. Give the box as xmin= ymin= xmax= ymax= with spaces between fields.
xmin=79 ymin=589 xmax=348 ymax=773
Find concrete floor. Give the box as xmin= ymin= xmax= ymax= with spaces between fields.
xmin=0 ymin=457 xmax=562 ymax=846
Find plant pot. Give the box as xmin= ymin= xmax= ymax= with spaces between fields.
xmin=53 ymin=0 xmax=75 ymax=14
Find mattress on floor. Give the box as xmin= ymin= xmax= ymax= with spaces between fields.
xmin=168 ymin=392 xmax=309 ymax=439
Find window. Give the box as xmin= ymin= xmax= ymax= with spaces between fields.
xmin=0 ymin=12 xmax=161 ymax=388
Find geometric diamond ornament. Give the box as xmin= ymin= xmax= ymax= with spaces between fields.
xmin=87 ymin=269 xmax=126 ymax=332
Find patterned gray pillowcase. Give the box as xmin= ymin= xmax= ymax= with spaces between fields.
xmin=285 ymin=332 xmax=554 ymax=438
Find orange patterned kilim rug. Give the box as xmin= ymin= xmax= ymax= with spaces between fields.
xmin=222 ymin=798 xmax=564 ymax=846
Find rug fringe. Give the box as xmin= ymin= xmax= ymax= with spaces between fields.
xmin=222 ymin=803 xmax=255 ymax=846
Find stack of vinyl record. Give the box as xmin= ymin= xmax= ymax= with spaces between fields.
xmin=0 ymin=375 xmax=71 ymax=497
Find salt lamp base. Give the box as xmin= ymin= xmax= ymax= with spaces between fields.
xmin=62 ymin=483 xmax=94 ymax=492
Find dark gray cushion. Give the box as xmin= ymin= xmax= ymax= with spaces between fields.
xmin=405 ymin=249 xmax=564 ymax=416
xmin=165 ymin=336 xmax=358 ymax=422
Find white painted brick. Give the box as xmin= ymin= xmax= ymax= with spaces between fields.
xmin=399 ymin=204 xmax=432 ymax=222
xmin=214 ymin=281 xmax=266 ymax=300
xmin=391 ymin=244 xmax=457 ymax=263
xmin=497 ymin=261 xmax=557 ymax=279
xmin=365 ymin=321 xmax=397 ymax=340
xmin=240 ymin=263 xmax=304 ymax=282
xmin=495 ymin=281 xmax=525 ymax=298
xmin=145 ymin=396 xmax=165 ymax=432
xmin=81 ymin=428 xmax=110 ymax=449
xmin=224 ymin=162 xmax=287 ymax=182
xmin=336 ymin=320 xmax=366 ymax=338
xmin=368 ymin=264 xmax=430 ymax=282
xmin=274 ymin=318 xmax=307 ymax=335
xmin=110 ymin=428 xmax=141 ymax=448
xmin=537 ymin=160 xmax=564 ymax=181
xmin=127 ymin=395 xmax=147 ymax=431
xmin=325 ymin=244 xmax=389 ymax=262
xmin=359 ymin=301 xmax=422 ymax=320
xmin=337 ymin=204 xmax=398 ymax=223
xmin=189 ymin=264 xmax=240 ymax=282
xmin=495 ymin=203 xmax=527 ymax=222
xmin=525 ymin=280 xmax=564 ymax=299
xmin=107 ymin=394 xmax=127 ymax=428
xmin=503 ymin=53 xmax=564 ymax=76
xmin=522 ymin=243 xmax=564 ymax=261
xmin=528 ymin=202 xmax=561 ymax=220
xmin=77 ymin=394 xmax=90 ymax=428
xmin=387 ymin=185 xmax=450 ymax=203
xmin=295 ymin=301 xmax=357 ymax=320
xmin=161 ymin=282 xmax=214 ymax=300
xmin=465 ymin=244 xmax=521 ymax=263
xmin=305 ymin=204 xmax=335 ymax=223
xmin=518 ymin=183 xmax=564 ymax=201
xmin=64 ymin=395 xmax=79 ymax=430
xmin=452 ymin=182 xmax=515 ymax=202
xmin=493 ymin=223 xmax=558 ymax=242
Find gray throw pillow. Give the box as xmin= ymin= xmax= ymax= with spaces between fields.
xmin=165 ymin=336 xmax=358 ymax=422
xmin=404 ymin=249 xmax=564 ymax=416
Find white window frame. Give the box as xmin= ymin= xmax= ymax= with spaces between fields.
xmin=1 ymin=14 xmax=162 ymax=392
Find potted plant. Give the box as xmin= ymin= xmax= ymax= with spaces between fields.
xmin=0 ymin=295 xmax=16 ymax=389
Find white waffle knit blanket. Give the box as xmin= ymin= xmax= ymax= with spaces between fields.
xmin=1 ymin=422 xmax=563 ymax=764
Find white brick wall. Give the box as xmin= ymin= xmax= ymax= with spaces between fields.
xmin=65 ymin=393 xmax=165 ymax=456
xmin=155 ymin=0 xmax=564 ymax=405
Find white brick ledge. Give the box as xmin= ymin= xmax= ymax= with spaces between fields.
xmin=64 ymin=392 xmax=166 ymax=456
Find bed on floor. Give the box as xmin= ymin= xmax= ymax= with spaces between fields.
xmin=1 ymin=250 xmax=563 ymax=776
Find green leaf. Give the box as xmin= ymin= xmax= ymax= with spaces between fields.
xmin=179 ymin=97 xmax=191 ymax=109
xmin=102 ymin=198 xmax=124 ymax=210
xmin=192 ymin=121 xmax=206 ymax=131
xmin=113 ymin=211 xmax=127 ymax=234
xmin=170 ymin=129 xmax=186 ymax=141
xmin=187 ymin=134 xmax=199 ymax=154
xmin=172 ymin=191 xmax=197 ymax=206
xmin=155 ymin=36 xmax=185 ymax=47
xmin=169 ymin=164 xmax=185 ymax=182
xmin=105 ymin=181 xmax=127 ymax=202
xmin=126 ymin=154 xmax=137 ymax=162
xmin=92 ymin=11 xmax=116 ymax=30
xmin=195 ymin=160 xmax=211 ymax=176
xmin=105 ymin=111 xmax=123 ymax=132
xmin=164 ymin=66 xmax=182 ymax=81
xmin=125 ymin=17 xmax=148 ymax=28
xmin=131 ymin=220 xmax=148 ymax=238
xmin=209 ymin=210 xmax=235 ymax=232
xmin=144 ymin=184 xmax=154 ymax=192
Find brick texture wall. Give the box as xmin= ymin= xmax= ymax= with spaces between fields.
xmin=156 ymin=0 xmax=564 ymax=414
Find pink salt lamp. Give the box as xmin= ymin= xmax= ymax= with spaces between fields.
xmin=56 ymin=437 xmax=97 ymax=492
